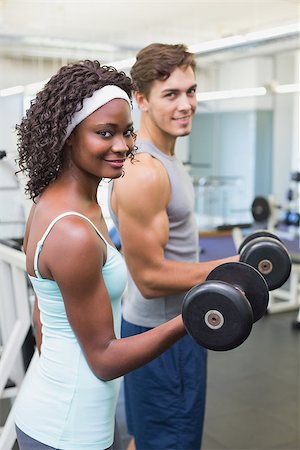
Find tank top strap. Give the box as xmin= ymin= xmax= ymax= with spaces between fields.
xmin=33 ymin=211 xmax=108 ymax=278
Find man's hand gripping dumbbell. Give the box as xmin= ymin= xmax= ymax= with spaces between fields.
xmin=182 ymin=231 xmax=291 ymax=351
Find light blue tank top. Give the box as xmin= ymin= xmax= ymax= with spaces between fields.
xmin=108 ymin=141 xmax=199 ymax=327
xmin=15 ymin=212 xmax=128 ymax=450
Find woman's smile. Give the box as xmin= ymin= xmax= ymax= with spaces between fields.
xmin=103 ymin=157 xmax=126 ymax=168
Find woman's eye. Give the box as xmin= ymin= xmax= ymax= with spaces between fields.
xmin=124 ymin=129 xmax=134 ymax=137
xmin=98 ymin=130 xmax=112 ymax=138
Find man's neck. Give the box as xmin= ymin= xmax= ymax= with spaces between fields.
xmin=137 ymin=115 xmax=176 ymax=156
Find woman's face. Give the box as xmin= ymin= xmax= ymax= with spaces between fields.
xmin=67 ymin=98 xmax=134 ymax=180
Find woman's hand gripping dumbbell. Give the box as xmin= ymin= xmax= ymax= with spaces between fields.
xmin=238 ymin=230 xmax=292 ymax=290
xmin=182 ymin=262 xmax=269 ymax=351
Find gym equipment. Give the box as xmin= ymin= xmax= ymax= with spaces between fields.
xmin=251 ymin=196 xmax=271 ymax=223
xmin=291 ymin=171 xmax=300 ymax=183
xmin=237 ymin=230 xmax=282 ymax=253
xmin=182 ymin=262 xmax=269 ymax=351
xmin=283 ymin=211 xmax=300 ymax=227
xmin=250 ymin=195 xmax=282 ymax=233
xmin=0 ymin=243 xmax=38 ymax=450
xmin=0 ymin=150 xmax=7 ymax=160
xmin=284 ymin=172 xmax=300 ymax=229
xmin=256 ymin=171 xmax=300 ymax=233
xmin=238 ymin=231 xmax=292 ymax=290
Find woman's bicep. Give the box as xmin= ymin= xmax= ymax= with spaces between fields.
xmin=48 ymin=225 xmax=117 ymax=374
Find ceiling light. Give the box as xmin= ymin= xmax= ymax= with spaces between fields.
xmin=24 ymin=80 xmax=48 ymax=96
xmin=245 ymin=23 xmax=300 ymax=43
xmin=112 ymin=23 xmax=300 ymax=70
xmin=188 ymin=22 xmax=299 ymax=55
xmin=189 ymin=35 xmax=247 ymax=53
xmin=0 ymin=85 xmax=24 ymax=97
xmin=107 ymin=57 xmax=135 ymax=70
xmin=22 ymin=36 xmax=119 ymax=53
xmin=274 ymin=83 xmax=300 ymax=94
xmin=197 ymin=87 xmax=267 ymax=101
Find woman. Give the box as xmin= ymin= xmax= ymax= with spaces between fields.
xmin=14 ymin=60 xmax=186 ymax=450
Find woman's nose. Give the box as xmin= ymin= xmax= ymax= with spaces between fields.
xmin=112 ymin=135 xmax=128 ymax=153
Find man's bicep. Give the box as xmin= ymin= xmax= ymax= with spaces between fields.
xmin=118 ymin=199 xmax=169 ymax=275
xmin=113 ymin=154 xmax=170 ymax=286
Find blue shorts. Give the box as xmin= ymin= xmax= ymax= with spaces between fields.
xmin=121 ymin=318 xmax=208 ymax=450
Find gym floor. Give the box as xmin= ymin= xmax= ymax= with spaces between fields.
xmin=116 ymin=310 xmax=300 ymax=450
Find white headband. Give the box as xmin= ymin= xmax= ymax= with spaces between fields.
xmin=65 ymin=84 xmax=132 ymax=141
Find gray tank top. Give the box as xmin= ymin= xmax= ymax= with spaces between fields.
xmin=108 ymin=140 xmax=199 ymax=327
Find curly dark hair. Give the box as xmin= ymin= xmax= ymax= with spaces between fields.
xmin=16 ymin=60 xmax=134 ymax=201
xmin=130 ymin=43 xmax=196 ymax=97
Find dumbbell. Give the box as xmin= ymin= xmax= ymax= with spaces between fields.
xmin=182 ymin=262 xmax=269 ymax=351
xmin=251 ymin=196 xmax=271 ymax=223
xmin=238 ymin=230 xmax=291 ymax=290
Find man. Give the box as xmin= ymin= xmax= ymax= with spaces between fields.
xmin=108 ymin=43 xmax=238 ymax=450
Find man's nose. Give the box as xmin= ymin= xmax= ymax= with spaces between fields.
xmin=177 ymin=94 xmax=193 ymax=110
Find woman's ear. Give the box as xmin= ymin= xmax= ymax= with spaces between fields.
xmin=64 ymin=134 xmax=75 ymax=149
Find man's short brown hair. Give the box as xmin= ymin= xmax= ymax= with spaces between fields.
xmin=130 ymin=43 xmax=196 ymax=97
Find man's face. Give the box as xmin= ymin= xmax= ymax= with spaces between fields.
xmin=139 ymin=66 xmax=197 ymax=138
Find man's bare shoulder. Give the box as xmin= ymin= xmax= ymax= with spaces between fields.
xmin=127 ymin=152 xmax=163 ymax=168
xmin=122 ymin=152 xmax=168 ymax=183
xmin=113 ymin=153 xmax=170 ymax=211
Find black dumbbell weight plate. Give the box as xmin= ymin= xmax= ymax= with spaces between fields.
xmin=251 ymin=196 xmax=271 ymax=223
xmin=207 ymin=262 xmax=269 ymax=322
xmin=182 ymin=280 xmax=253 ymax=351
xmin=239 ymin=237 xmax=292 ymax=291
xmin=238 ymin=230 xmax=282 ymax=254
